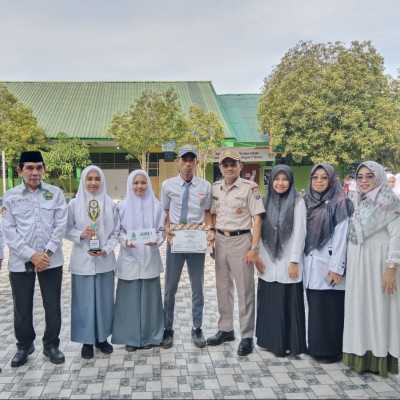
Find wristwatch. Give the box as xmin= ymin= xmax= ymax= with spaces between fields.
xmin=44 ymin=249 xmax=53 ymax=256
xmin=251 ymin=246 xmax=260 ymax=253
xmin=386 ymin=262 xmax=397 ymax=269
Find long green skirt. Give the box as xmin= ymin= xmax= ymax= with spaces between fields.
xmin=343 ymin=351 xmax=398 ymax=376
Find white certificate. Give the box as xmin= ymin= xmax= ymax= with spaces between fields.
xmin=127 ymin=228 xmax=157 ymax=245
xmin=171 ymin=230 xmax=209 ymax=253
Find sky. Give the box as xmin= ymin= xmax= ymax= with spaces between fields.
xmin=0 ymin=0 xmax=399 ymax=94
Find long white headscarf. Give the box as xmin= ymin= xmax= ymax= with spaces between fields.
xmin=393 ymin=173 xmax=400 ymax=198
xmin=119 ymin=170 xmax=165 ymax=266
xmin=74 ymin=165 xmax=115 ymax=249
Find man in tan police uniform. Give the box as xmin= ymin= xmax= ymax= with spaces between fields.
xmin=207 ymin=149 xmax=265 ymax=356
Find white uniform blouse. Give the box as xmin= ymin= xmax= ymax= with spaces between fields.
xmin=65 ymin=198 xmax=119 ymax=275
xmin=0 ymin=220 xmax=4 ymax=260
xmin=258 ymin=199 xmax=307 ymax=284
xmin=115 ymin=203 xmax=165 ymax=281
xmin=303 ymin=218 xmax=349 ymax=290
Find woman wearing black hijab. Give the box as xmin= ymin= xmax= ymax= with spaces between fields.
xmin=255 ymin=165 xmax=307 ymax=357
xmin=303 ymin=164 xmax=353 ymax=363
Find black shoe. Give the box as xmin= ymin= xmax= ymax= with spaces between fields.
xmin=11 ymin=343 xmax=35 ymax=367
xmin=95 ymin=339 xmax=113 ymax=354
xmin=207 ymin=330 xmax=235 ymax=346
xmin=160 ymin=329 xmax=174 ymax=349
xmin=125 ymin=345 xmax=138 ymax=352
xmin=237 ymin=338 xmax=254 ymax=356
xmin=191 ymin=328 xmax=206 ymax=348
xmin=81 ymin=344 xmax=94 ymax=359
xmin=315 ymin=354 xmax=342 ymax=364
xmin=43 ymin=347 xmax=65 ymax=364
xmin=140 ymin=345 xmax=153 ymax=350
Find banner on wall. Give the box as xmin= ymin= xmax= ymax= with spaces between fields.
xmin=213 ymin=147 xmax=275 ymax=162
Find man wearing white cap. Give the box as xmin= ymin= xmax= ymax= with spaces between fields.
xmin=161 ymin=145 xmax=214 ymax=349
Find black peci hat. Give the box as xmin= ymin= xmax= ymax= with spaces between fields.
xmin=19 ymin=151 xmax=44 ymax=164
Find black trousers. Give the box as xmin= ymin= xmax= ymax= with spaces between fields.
xmin=9 ymin=266 xmax=63 ymax=350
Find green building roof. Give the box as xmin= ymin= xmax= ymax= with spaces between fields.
xmin=1 ymin=81 xmax=232 ymax=140
xmin=217 ymin=94 xmax=267 ymax=144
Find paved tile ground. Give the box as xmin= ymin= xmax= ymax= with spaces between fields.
xmin=1 ymin=241 xmax=400 ymax=399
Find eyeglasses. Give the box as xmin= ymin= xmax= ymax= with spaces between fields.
xmin=311 ymin=175 xmax=329 ymax=181
xmin=356 ymin=174 xmax=375 ymax=182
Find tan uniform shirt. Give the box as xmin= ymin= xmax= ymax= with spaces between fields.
xmin=211 ymin=178 xmax=265 ymax=231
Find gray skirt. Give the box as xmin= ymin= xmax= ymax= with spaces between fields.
xmin=111 ymin=277 xmax=164 ymax=347
xmin=71 ymin=271 xmax=115 ymax=344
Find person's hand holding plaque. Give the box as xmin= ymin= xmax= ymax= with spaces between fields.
xmin=125 ymin=239 xmax=137 ymax=248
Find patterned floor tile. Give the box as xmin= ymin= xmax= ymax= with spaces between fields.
xmin=1 ymin=241 xmax=400 ymax=398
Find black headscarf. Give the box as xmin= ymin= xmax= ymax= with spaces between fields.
xmin=304 ymin=163 xmax=354 ymax=255
xmin=261 ymin=165 xmax=300 ymax=262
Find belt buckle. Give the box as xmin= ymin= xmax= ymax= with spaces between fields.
xmin=224 ymin=231 xmax=230 ymax=237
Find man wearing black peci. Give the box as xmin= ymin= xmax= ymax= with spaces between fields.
xmin=2 ymin=151 xmax=67 ymax=367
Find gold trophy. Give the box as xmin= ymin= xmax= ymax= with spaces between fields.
xmin=88 ymin=199 xmax=101 ymax=253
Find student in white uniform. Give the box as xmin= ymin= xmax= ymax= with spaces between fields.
xmin=255 ymin=165 xmax=307 ymax=357
xmin=0 ymin=219 xmax=4 ymax=270
xmin=393 ymin=173 xmax=400 ymax=199
xmin=2 ymin=151 xmax=67 ymax=367
xmin=303 ymin=164 xmax=353 ymax=363
xmin=65 ymin=165 xmax=119 ymax=359
xmin=112 ymin=170 xmax=165 ymax=351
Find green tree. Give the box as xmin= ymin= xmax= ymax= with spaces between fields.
xmin=383 ymin=75 xmax=400 ymax=171
xmin=43 ymin=133 xmax=91 ymax=193
xmin=258 ymin=41 xmax=400 ymax=167
xmin=106 ymin=88 xmax=187 ymax=172
xmin=177 ymin=104 xmax=225 ymax=178
xmin=0 ymin=84 xmax=48 ymax=167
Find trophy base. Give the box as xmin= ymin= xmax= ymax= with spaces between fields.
xmin=89 ymin=239 xmax=101 ymax=254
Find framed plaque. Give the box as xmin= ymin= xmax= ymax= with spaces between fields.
xmin=170 ymin=224 xmax=213 ymax=253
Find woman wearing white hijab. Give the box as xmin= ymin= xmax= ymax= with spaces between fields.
xmin=111 ymin=170 xmax=166 ymax=351
xmin=393 ymin=173 xmax=400 ymax=198
xmin=343 ymin=161 xmax=400 ymax=376
xmin=387 ymin=173 xmax=396 ymax=191
xmin=65 ymin=165 xmax=119 ymax=359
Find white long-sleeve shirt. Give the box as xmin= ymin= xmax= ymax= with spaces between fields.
xmin=258 ymin=199 xmax=307 ymax=284
xmin=303 ymin=218 xmax=349 ymax=290
xmin=2 ymin=182 xmax=67 ymax=272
